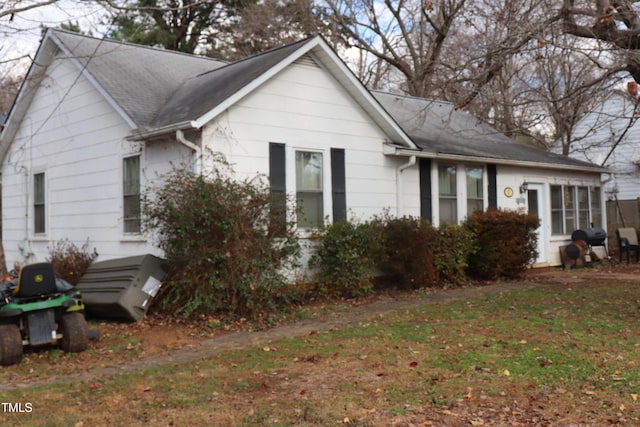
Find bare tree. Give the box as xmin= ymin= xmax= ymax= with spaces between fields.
xmin=320 ymin=0 xmax=469 ymax=98
xmin=561 ymin=0 xmax=640 ymax=82
xmin=0 ymin=0 xmax=59 ymax=20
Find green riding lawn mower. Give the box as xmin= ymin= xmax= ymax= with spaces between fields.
xmin=0 ymin=262 xmax=89 ymax=366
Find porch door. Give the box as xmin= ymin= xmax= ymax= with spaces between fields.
xmin=526 ymin=184 xmax=548 ymax=265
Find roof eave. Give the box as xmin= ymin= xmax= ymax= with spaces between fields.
xmin=384 ymin=144 xmax=611 ymax=174
xmin=126 ymin=121 xmax=198 ymax=141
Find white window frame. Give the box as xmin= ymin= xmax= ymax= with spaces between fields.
xmin=550 ymin=184 xmax=603 ymax=235
xmin=434 ymin=162 xmax=487 ymax=226
xmin=33 ymin=171 xmax=46 ymax=235
xmin=287 ymin=146 xmax=332 ymax=232
xmin=122 ymin=154 xmax=142 ymax=234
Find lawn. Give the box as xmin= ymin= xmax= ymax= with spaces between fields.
xmin=2 ymin=273 xmax=640 ymax=426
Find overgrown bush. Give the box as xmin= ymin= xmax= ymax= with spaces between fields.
xmin=432 ymin=223 xmax=476 ymax=288
xmin=309 ymin=220 xmax=380 ymax=298
xmin=370 ymin=215 xmax=475 ymax=289
xmin=47 ymin=238 xmax=98 ymax=285
xmin=142 ymin=161 xmax=300 ymax=320
xmin=371 ymin=215 xmax=439 ymax=289
xmin=465 ymin=209 xmax=539 ymax=280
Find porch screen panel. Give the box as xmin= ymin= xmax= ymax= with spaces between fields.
xmin=564 ymin=186 xmax=576 ymax=233
xmin=577 ymin=186 xmax=589 ymax=229
xmin=551 ymin=185 xmax=563 ymax=235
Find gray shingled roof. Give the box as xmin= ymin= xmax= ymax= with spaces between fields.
xmin=151 ymin=37 xmax=313 ymax=128
xmin=373 ymin=91 xmax=603 ymax=169
xmin=51 ymin=30 xmax=227 ymax=129
xmin=16 ymin=31 xmax=605 ymax=173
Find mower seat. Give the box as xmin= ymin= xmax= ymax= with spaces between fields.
xmin=13 ymin=263 xmax=58 ymax=299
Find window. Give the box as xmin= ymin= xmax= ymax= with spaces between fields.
xmin=564 ymin=186 xmax=576 ymax=233
xmin=33 ymin=173 xmax=45 ymax=234
xmin=466 ymin=167 xmax=483 ymax=215
xmin=550 ymin=184 xmax=602 ymax=235
xmin=438 ymin=165 xmax=457 ymax=224
xmin=295 ymin=151 xmax=323 ymax=228
xmin=123 ymin=155 xmax=141 ymax=233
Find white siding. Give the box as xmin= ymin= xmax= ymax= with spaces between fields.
xmin=496 ymin=165 xmax=605 ymax=266
xmin=1 ymin=53 xmax=160 ymax=266
xmin=201 ymin=60 xmax=406 ymax=222
xmin=569 ymin=94 xmax=640 ymax=200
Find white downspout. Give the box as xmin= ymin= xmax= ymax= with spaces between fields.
xmin=176 ymin=130 xmax=202 ymax=174
xmin=396 ymin=155 xmax=417 ymax=216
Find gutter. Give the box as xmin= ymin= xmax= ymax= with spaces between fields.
xmin=126 ymin=121 xmax=199 ymax=141
xmin=176 ymin=130 xmax=202 ymax=174
xmin=383 ymin=144 xmax=611 ymax=174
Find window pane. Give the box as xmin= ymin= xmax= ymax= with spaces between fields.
xmin=34 ymin=173 xmax=45 ymax=234
xmin=590 ymin=187 xmax=602 ymax=227
xmin=123 ymin=156 xmax=141 ymax=233
xmin=466 ymin=167 xmax=483 ymax=215
xmin=577 ymin=187 xmax=589 ymax=229
xmin=438 ymin=165 xmax=457 ymax=223
xmin=564 ymin=186 xmax=576 ymax=233
xmin=438 ymin=165 xmax=456 ymax=196
xmin=296 ymin=152 xmax=322 ymax=191
xmin=296 ymin=151 xmax=323 ymax=228
xmin=550 ymin=185 xmax=563 ymax=235
xmin=296 ymin=192 xmax=323 ymax=228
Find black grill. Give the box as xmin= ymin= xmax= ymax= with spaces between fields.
xmin=571 ymin=227 xmax=607 ymax=247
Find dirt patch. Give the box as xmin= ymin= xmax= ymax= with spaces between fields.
xmin=2 ymin=263 xmax=639 ymax=392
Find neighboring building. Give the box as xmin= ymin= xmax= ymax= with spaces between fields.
xmin=0 ymin=29 xmax=608 ymax=271
xmin=563 ymin=89 xmax=640 ymax=228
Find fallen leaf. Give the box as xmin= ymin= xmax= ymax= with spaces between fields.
xmin=503 ymin=369 xmax=510 ymax=376
xmin=631 ymin=393 xmax=638 ymax=401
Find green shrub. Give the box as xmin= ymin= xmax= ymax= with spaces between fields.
xmin=371 ymin=215 xmax=475 ymax=289
xmin=46 ymin=238 xmax=98 ymax=285
xmin=371 ymin=215 xmax=439 ymax=289
xmin=309 ymin=220 xmax=380 ymax=298
xmin=142 ymin=161 xmax=300 ymax=320
xmin=432 ymin=223 xmax=476 ymax=288
xmin=465 ymin=209 xmax=539 ymax=280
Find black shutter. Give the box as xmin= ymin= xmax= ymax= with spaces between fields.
xmin=269 ymin=143 xmax=286 ymax=235
xmin=487 ymin=164 xmax=497 ymax=209
xmin=331 ymin=148 xmax=346 ymax=222
xmin=419 ymin=158 xmax=432 ymax=221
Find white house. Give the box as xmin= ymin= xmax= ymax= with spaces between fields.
xmin=0 ymin=29 xmax=608 ymax=271
xmin=565 ymin=90 xmax=640 ymax=201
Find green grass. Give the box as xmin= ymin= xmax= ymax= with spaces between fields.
xmin=3 ymin=279 xmax=640 ymax=425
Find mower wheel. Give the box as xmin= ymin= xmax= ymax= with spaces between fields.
xmin=59 ymin=312 xmax=88 ymax=353
xmin=0 ymin=324 xmax=23 ymax=366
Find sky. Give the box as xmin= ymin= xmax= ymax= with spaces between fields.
xmin=1 ymin=1 xmax=107 ymax=73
